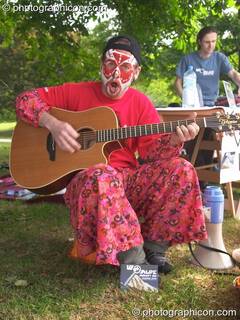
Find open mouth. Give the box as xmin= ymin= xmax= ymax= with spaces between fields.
xmin=111 ymin=81 xmax=118 ymax=88
xmin=108 ymin=81 xmax=121 ymax=95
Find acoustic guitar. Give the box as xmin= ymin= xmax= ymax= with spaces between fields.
xmin=10 ymin=106 xmax=240 ymax=195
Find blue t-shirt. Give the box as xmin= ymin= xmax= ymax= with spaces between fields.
xmin=176 ymin=51 xmax=232 ymax=106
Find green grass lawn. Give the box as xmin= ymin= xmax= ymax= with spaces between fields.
xmin=0 ymin=201 xmax=239 ymax=320
xmin=0 ymin=122 xmax=16 ymax=130
xmin=0 ymin=125 xmax=13 ymax=175
xmin=0 ymin=143 xmax=10 ymax=164
xmin=0 ymin=122 xmax=16 ymax=138
xmin=0 ymin=122 xmax=240 ymax=319
xmin=0 ymin=121 xmax=15 ymax=175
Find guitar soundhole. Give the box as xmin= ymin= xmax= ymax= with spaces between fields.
xmin=78 ymin=128 xmax=96 ymax=150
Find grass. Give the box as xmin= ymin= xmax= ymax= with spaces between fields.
xmin=0 ymin=143 xmax=10 ymax=163
xmin=0 ymin=122 xmax=16 ymax=139
xmin=0 ymin=122 xmax=240 ymax=319
xmin=0 ymin=121 xmax=13 ymax=175
xmin=0 ymin=122 xmax=16 ymax=131
xmin=0 ymin=201 xmax=239 ymax=320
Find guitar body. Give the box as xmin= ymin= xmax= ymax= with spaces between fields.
xmin=10 ymin=107 xmax=121 ymax=195
xmin=11 ymin=106 xmax=239 ymax=195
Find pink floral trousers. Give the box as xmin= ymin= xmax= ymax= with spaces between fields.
xmin=64 ymin=157 xmax=207 ymax=266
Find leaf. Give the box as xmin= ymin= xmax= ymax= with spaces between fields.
xmin=14 ymin=279 xmax=28 ymax=287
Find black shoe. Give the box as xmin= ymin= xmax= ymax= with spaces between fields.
xmin=145 ymin=250 xmax=173 ymax=274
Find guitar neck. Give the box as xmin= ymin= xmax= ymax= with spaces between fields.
xmin=96 ymin=118 xmax=207 ymax=142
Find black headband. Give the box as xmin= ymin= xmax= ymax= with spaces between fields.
xmin=103 ymin=35 xmax=141 ymax=65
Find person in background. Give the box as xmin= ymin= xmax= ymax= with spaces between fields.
xmin=175 ymin=26 xmax=240 ymax=107
xmin=175 ymin=26 xmax=240 ymax=171
xmin=16 ymin=35 xmax=207 ymax=274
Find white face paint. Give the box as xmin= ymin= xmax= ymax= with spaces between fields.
xmin=101 ymin=49 xmax=137 ymax=99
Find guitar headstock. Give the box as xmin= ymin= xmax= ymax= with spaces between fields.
xmin=206 ymin=112 xmax=240 ymax=132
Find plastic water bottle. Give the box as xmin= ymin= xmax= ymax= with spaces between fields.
xmin=203 ymin=186 xmax=224 ymax=224
xmin=196 ymin=83 xmax=204 ymax=107
xmin=182 ymin=65 xmax=200 ymax=108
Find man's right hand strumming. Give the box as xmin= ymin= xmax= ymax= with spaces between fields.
xmin=39 ymin=111 xmax=81 ymax=153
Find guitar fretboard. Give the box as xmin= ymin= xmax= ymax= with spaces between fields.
xmin=96 ymin=118 xmax=206 ymax=142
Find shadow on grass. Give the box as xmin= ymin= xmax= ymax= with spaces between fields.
xmin=0 ymin=201 xmax=240 ymax=319
xmin=0 ymin=201 xmax=120 ymax=318
xmin=0 ymin=129 xmax=13 ymax=139
xmin=0 ymin=201 xmax=118 ymax=286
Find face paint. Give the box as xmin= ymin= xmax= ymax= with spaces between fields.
xmin=101 ymin=49 xmax=137 ymax=99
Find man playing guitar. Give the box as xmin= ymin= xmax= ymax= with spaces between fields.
xmin=15 ymin=35 xmax=206 ymax=273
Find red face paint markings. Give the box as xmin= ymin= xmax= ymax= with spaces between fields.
xmin=101 ymin=49 xmax=136 ymax=98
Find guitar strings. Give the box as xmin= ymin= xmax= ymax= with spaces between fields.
xmin=77 ymin=115 xmax=239 ymax=141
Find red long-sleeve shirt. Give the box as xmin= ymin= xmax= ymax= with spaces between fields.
xmin=16 ymin=81 xmax=182 ymax=168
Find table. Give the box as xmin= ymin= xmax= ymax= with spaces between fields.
xmin=157 ymin=107 xmax=240 ymax=219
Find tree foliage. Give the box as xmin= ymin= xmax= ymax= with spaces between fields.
xmin=0 ymin=0 xmax=239 ymax=114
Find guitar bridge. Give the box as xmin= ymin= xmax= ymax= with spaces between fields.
xmin=47 ymin=133 xmax=56 ymax=161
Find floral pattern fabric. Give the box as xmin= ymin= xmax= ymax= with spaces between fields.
xmin=16 ymin=90 xmax=50 ymax=127
xmin=16 ymin=87 xmax=207 ymax=267
xmin=64 ymin=138 xmax=207 ymax=266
